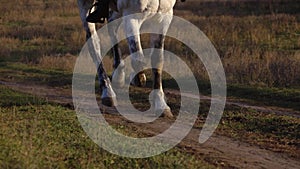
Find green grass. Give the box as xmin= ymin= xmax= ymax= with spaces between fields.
xmin=163 ymin=77 xmax=300 ymax=111
xmin=227 ymin=84 xmax=300 ymax=110
xmin=0 ymin=86 xmax=216 ymax=169
xmin=1 ymin=61 xmax=299 ymax=111
xmin=218 ymin=107 xmax=300 ymax=158
xmin=127 ymin=80 xmax=300 ymax=158
xmin=0 ymin=62 xmax=299 ymax=167
xmin=0 ymin=85 xmax=46 ymax=107
xmin=1 ymin=61 xmax=299 ymax=110
xmin=0 ymin=62 xmax=72 ymax=88
xmin=192 ymin=100 xmax=300 ymax=158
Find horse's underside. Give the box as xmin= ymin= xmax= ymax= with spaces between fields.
xmin=77 ymin=0 xmax=177 ymax=117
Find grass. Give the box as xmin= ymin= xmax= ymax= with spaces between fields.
xmin=153 ymin=90 xmax=300 ymax=158
xmin=218 ymin=106 xmax=300 ymax=158
xmin=0 ymin=63 xmax=299 ymax=167
xmin=0 ymin=62 xmax=73 ymax=88
xmin=0 ymin=86 xmax=216 ymax=169
xmin=174 ymin=0 xmax=300 ymax=87
xmin=0 ymin=0 xmax=299 ymax=87
xmin=0 ymin=81 xmax=299 ymax=168
xmin=227 ymin=84 xmax=300 ymax=110
xmin=1 ymin=61 xmax=299 ymax=111
xmin=118 ymin=82 xmax=300 ymax=159
xmin=0 ymin=0 xmax=300 ymax=167
xmin=163 ymin=76 xmax=300 ymax=111
xmin=175 ymin=0 xmax=300 ymax=16
xmin=0 ymin=85 xmax=46 ymax=107
xmin=0 ymin=0 xmax=84 ymax=62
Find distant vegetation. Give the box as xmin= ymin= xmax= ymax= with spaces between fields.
xmin=0 ymin=0 xmax=299 ymax=87
xmin=174 ymin=0 xmax=300 ymax=87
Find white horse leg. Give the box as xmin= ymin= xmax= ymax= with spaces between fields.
xmin=123 ymin=17 xmax=147 ymax=87
xmin=108 ymin=12 xmax=125 ymax=88
xmin=150 ymin=34 xmax=173 ymax=118
xmin=77 ymin=0 xmax=116 ymax=106
xmin=149 ymin=15 xmax=173 ymax=118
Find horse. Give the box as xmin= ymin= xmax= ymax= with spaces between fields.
xmin=77 ymin=0 xmax=179 ymax=118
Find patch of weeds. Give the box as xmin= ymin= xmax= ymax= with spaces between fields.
xmin=0 ymin=103 xmax=216 ymax=169
xmin=0 ymin=85 xmax=46 ymax=107
xmin=0 ymin=62 xmax=72 ymax=88
xmin=5 ymin=20 xmax=29 ymax=27
xmin=0 ymin=86 xmax=216 ymax=168
xmin=217 ymin=106 xmax=300 ymax=158
xmin=227 ymin=84 xmax=300 ymax=110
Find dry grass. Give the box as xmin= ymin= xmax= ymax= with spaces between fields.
xmin=0 ymin=0 xmax=299 ymax=87
xmin=37 ymin=53 xmax=77 ymax=71
xmin=0 ymin=0 xmax=85 ymax=62
xmin=173 ymin=0 xmax=300 ymax=87
xmin=222 ymin=48 xmax=300 ymax=87
xmin=36 ymin=53 xmax=115 ymax=73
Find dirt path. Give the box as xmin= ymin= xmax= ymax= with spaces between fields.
xmin=1 ymin=80 xmax=299 ymax=168
xmin=166 ymin=90 xmax=300 ymax=118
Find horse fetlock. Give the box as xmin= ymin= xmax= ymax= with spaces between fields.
xmin=101 ymin=84 xmax=117 ymax=107
xmin=149 ymin=90 xmax=173 ymax=118
xmin=112 ymin=61 xmax=125 ymax=88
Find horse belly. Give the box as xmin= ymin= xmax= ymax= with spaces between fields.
xmin=118 ymin=0 xmax=175 ymax=14
xmin=158 ymin=0 xmax=176 ymax=13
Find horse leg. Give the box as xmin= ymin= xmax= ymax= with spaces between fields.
xmin=86 ymin=24 xmax=117 ymax=106
xmin=108 ymin=12 xmax=125 ymax=88
xmin=123 ymin=17 xmax=147 ymax=87
xmin=149 ymin=15 xmax=173 ymax=118
xmin=78 ymin=0 xmax=116 ymax=106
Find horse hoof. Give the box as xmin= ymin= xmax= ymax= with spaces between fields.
xmin=101 ymin=97 xmax=117 ymax=107
xmin=162 ymin=109 xmax=174 ymax=118
xmin=130 ymin=72 xmax=146 ymax=87
xmin=138 ymin=73 xmax=147 ymax=87
xmin=155 ymin=109 xmax=173 ymax=118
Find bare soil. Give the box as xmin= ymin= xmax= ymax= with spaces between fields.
xmin=1 ymin=80 xmax=299 ymax=169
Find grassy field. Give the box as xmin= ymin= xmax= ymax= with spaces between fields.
xmin=0 ymin=0 xmax=300 ymax=168
xmin=0 ymin=85 xmax=218 ymax=169
xmin=174 ymin=0 xmax=300 ymax=87
xmin=0 ymin=62 xmax=299 ymax=168
xmin=0 ymin=0 xmax=299 ymax=87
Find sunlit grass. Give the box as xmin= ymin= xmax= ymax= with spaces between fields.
xmin=0 ymin=86 xmax=215 ymax=169
xmin=218 ymin=107 xmax=300 ymax=158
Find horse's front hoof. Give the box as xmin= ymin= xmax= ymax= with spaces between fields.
xmin=101 ymin=86 xmax=117 ymax=107
xmin=101 ymin=97 xmax=117 ymax=107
